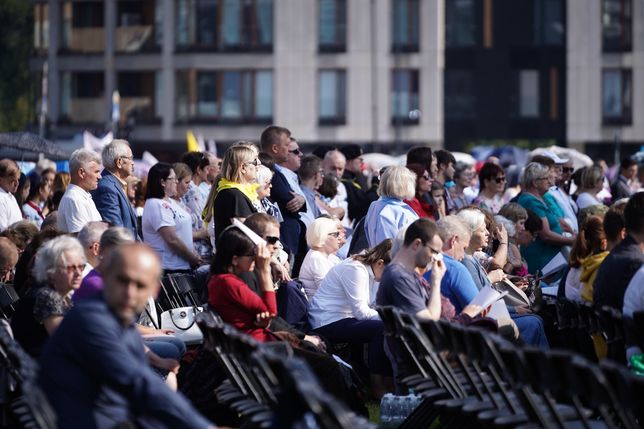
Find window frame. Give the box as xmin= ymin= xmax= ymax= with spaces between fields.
xmin=318 ymin=69 xmax=347 ymax=125
xmin=318 ymin=0 xmax=347 ymax=53
xmin=391 ymin=0 xmax=420 ymax=53
xmin=390 ymin=68 xmax=420 ymax=125
xmin=602 ymin=68 xmax=632 ymax=125
xmin=601 ymin=0 xmax=632 ymax=53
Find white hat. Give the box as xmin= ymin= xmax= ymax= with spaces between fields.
xmin=541 ymin=150 xmax=569 ymax=165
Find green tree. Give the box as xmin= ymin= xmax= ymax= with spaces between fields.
xmin=0 ymin=0 xmax=33 ymax=132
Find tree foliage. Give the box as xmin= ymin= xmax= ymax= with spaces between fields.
xmin=0 ymin=0 xmax=33 ymax=132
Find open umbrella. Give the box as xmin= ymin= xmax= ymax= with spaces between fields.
xmin=530 ymin=146 xmax=593 ymax=170
xmin=0 ymin=132 xmax=71 ymax=161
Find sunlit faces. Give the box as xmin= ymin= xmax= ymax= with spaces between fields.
xmin=242 ymin=158 xmax=260 ymax=183
xmin=52 ymin=250 xmax=85 ymax=295
xmin=257 ymin=178 xmax=272 ymax=200
xmin=414 ymin=234 xmax=443 ymax=269
xmin=417 ymin=170 xmax=431 ymax=194
xmin=323 ymin=231 xmax=341 ymax=254
xmin=162 ymin=170 xmax=178 ymax=198
xmin=0 ymin=173 xmax=20 ymax=194
xmin=452 ymin=233 xmax=471 ymax=261
xmin=176 ymin=175 xmax=192 ymax=199
xmin=431 ymin=187 xmax=445 ymax=207
xmin=624 ymin=164 xmax=638 ymax=180
xmin=274 ymin=133 xmax=291 ymax=163
xmin=444 ymin=162 xmax=455 ymax=182
xmin=547 ymin=166 xmax=558 ymax=187
xmin=79 ymin=161 xmax=102 ymax=191
xmin=284 ymin=140 xmax=303 ymax=171
xmin=470 ymin=222 xmax=490 ymax=251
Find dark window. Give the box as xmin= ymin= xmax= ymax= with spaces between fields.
xmin=391 ymin=69 xmax=419 ymax=124
xmin=444 ymin=70 xmax=475 ymax=118
xmin=602 ymin=69 xmax=632 ymax=125
xmin=318 ymin=70 xmax=346 ymax=124
xmin=319 ymin=0 xmax=346 ymax=52
xmin=73 ymin=72 xmax=104 ymax=98
xmin=602 ymin=0 xmax=632 ymax=52
xmin=116 ymin=1 xmax=161 ymax=52
xmin=512 ymin=70 xmax=540 ymax=118
xmin=176 ymin=70 xmax=272 ymax=123
xmin=446 ymin=0 xmax=476 ymax=47
xmin=117 ymin=71 xmax=159 ymax=122
xmin=392 ymin=0 xmax=419 ymax=52
xmin=71 ymin=2 xmax=104 ymax=28
xmin=534 ymin=0 xmax=564 ymax=46
xmin=176 ymin=0 xmax=272 ymax=51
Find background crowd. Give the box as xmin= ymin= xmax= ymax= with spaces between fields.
xmin=1 ymin=125 xmax=644 ymax=428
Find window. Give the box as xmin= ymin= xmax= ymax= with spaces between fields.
xmin=116 ymin=1 xmax=161 ymax=52
xmin=61 ymin=2 xmax=105 ymax=52
xmin=534 ymin=0 xmax=564 ymax=46
xmin=391 ymin=69 xmax=419 ymax=124
xmin=117 ymin=71 xmax=159 ymax=122
xmin=602 ymin=0 xmax=632 ymax=52
xmin=392 ymin=0 xmax=419 ymax=52
xmin=318 ymin=70 xmax=346 ymax=124
xmin=602 ymin=69 xmax=632 ymax=125
xmin=175 ymin=0 xmax=273 ymax=51
xmin=319 ymin=0 xmax=346 ymax=52
xmin=516 ymin=70 xmax=540 ymax=118
xmin=60 ymin=72 xmax=106 ymax=124
xmin=34 ymin=3 xmax=49 ymax=53
xmin=444 ymin=70 xmax=475 ymax=118
xmin=176 ymin=70 xmax=272 ymax=123
xmin=446 ymin=0 xmax=476 ymax=47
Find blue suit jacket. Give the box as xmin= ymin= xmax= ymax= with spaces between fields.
xmin=270 ymin=168 xmax=305 ymax=254
xmin=92 ymin=170 xmax=140 ymax=240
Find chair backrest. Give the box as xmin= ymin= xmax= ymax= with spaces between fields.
xmin=0 ymin=284 xmax=19 ymax=320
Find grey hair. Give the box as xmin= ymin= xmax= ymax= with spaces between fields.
xmin=99 ymin=227 xmax=134 ymax=252
xmin=494 ymin=215 xmax=516 ymax=238
xmin=521 ymin=162 xmax=549 ymax=189
xmin=378 ymin=166 xmax=416 ymax=200
xmin=69 ymin=148 xmax=102 ymax=175
xmin=32 ymin=236 xmax=86 ymax=283
xmin=255 ymin=165 xmax=273 ymax=185
xmin=101 ymin=139 xmax=131 ymax=170
xmin=78 ymin=221 xmax=109 ymax=248
xmin=437 ymin=215 xmax=471 ymax=243
xmin=456 ymin=208 xmax=486 ymax=233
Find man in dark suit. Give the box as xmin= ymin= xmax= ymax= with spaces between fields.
xmin=39 ymin=243 xmax=218 ymax=429
xmin=92 ymin=139 xmax=140 ymax=240
xmin=611 ymin=157 xmax=638 ymax=201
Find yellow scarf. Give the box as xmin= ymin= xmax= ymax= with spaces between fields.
xmin=216 ymin=178 xmax=260 ymax=205
xmin=580 ymin=251 xmax=609 ymax=302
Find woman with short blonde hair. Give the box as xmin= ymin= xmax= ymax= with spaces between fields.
xmin=363 ymin=166 xmax=419 ymax=247
xmin=299 ymin=217 xmax=342 ymax=300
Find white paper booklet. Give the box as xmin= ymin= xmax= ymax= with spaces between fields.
xmin=232 ymin=218 xmax=267 ymax=246
xmin=469 ymin=285 xmax=508 ymax=316
xmin=487 ymin=300 xmax=512 ymax=320
xmin=540 ymin=252 xmax=567 ymax=278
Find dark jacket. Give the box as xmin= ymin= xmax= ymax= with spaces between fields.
xmin=341 ymin=170 xmax=377 ymax=223
xmin=610 ymin=175 xmax=633 ymax=201
xmin=270 ymin=168 xmax=305 ymax=255
xmin=91 ymin=170 xmax=140 ymax=240
xmin=593 ymin=235 xmax=644 ymax=309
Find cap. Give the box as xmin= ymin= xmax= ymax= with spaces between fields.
xmin=339 ymin=144 xmax=363 ymax=161
xmin=541 ymin=150 xmax=569 ymax=165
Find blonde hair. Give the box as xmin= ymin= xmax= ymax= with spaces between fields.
xmin=378 ymin=166 xmax=416 ymax=200
xmin=220 ymin=142 xmax=259 ymax=183
xmin=173 ymin=162 xmax=193 ymax=182
xmin=306 ymin=217 xmax=338 ymax=248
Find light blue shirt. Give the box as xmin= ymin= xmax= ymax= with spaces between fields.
xmin=275 ymin=164 xmax=311 ymax=225
xmin=364 ymin=197 xmax=418 ymax=248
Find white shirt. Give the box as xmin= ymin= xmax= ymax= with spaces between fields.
xmin=308 ymin=258 xmax=380 ymax=329
xmin=142 ymin=198 xmax=194 ymax=270
xmin=22 ymin=202 xmax=44 ymax=229
xmin=275 ymin=164 xmax=313 ymax=225
xmin=564 ymin=266 xmax=583 ymax=303
xmin=335 ymin=181 xmax=351 ymax=228
xmin=299 ymin=249 xmax=341 ymax=301
xmin=0 ymin=187 xmax=23 ymax=231
xmin=57 ymin=184 xmax=102 ymax=233
xmin=576 ymin=192 xmax=601 ymax=210
xmin=548 ymin=186 xmax=579 ymax=233
xmin=623 ymin=264 xmax=644 ymax=318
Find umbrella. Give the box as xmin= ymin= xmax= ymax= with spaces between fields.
xmin=530 ymin=146 xmax=593 ymax=170
xmin=0 ymin=132 xmax=71 ymax=161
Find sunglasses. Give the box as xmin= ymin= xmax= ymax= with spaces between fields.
xmin=246 ymin=159 xmax=261 ymax=167
xmin=265 ymin=236 xmax=280 ymax=245
xmin=494 ymin=176 xmax=506 ymax=183
xmin=289 ymin=148 xmax=302 ymax=155
xmin=563 ymin=167 xmax=574 ymax=173
xmin=421 ymin=175 xmax=431 ymax=181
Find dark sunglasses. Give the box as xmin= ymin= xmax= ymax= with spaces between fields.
xmin=563 ymin=167 xmax=574 ymax=173
xmin=265 ymin=236 xmax=280 ymax=245
xmin=494 ymin=176 xmax=506 ymax=183
xmin=246 ymin=159 xmax=261 ymax=167
xmin=421 ymin=175 xmax=431 ymax=181
xmin=289 ymin=148 xmax=302 ymax=155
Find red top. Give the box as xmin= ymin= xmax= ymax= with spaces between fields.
xmin=207 ymin=273 xmax=277 ymax=342
xmin=404 ymin=197 xmax=435 ymax=220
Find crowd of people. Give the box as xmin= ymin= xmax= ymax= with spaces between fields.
xmin=1 ymin=124 xmax=644 ymax=427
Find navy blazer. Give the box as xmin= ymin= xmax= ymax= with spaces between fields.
xmin=92 ymin=170 xmax=140 ymax=240
xmin=270 ymin=168 xmax=305 ymax=254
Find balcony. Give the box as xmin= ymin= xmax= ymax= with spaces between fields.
xmin=67 ymin=98 xmax=106 ymax=124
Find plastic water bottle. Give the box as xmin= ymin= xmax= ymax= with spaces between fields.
xmin=380 ymin=393 xmax=394 ymax=428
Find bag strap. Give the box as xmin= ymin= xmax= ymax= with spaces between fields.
xmin=167 ymin=308 xmax=197 ymax=331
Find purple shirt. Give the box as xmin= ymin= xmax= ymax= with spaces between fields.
xmin=73 ymin=269 xmax=104 ymax=303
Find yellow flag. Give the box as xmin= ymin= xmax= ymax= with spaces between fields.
xmin=187 ymin=130 xmax=200 ymax=152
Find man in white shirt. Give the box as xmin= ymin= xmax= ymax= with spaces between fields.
xmin=0 ymin=159 xmax=23 ymax=231
xmin=544 ymin=152 xmax=579 ymax=233
xmin=322 ymin=150 xmax=350 ymax=227
xmin=58 ymin=149 xmax=103 ymax=233
xmin=275 ymin=139 xmax=312 ymax=226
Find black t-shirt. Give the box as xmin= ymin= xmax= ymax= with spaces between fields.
xmin=213 ymin=188 xmax=257 ymax=240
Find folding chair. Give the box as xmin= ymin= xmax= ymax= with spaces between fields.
xmin=0 ymin=284 xmax=19 ymax=320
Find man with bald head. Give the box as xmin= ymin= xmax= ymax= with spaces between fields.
xmin=0 ymin=159 xmax=23 ymax=231
xmin=0 ymin=237 xmax=19 ymax=283
xmin=39 ymin=243 xmax=217 ymax=429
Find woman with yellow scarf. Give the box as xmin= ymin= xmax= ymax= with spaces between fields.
xmin=211 ymin=142 xmax=261 ymax=242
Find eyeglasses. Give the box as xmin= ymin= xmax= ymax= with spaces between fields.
xmin=288 ymin=148 xmax=302 ymax=155
xmin=62 ymin=264 xmax=85 ymax=274
xmin=424 ymin=243 xmax=442 ymax=255
xmin=246 ymin=159 xmax=261 ymax=167
xmin=265 ymin=236 xmax=280 ymax=245
xmin=563 ymin=167 xmax=574 ymax=173
xmin=328 ymin=231 xmax=341 ymax=238
xmin=165 ymin=176 xmax=178 ymax=182
xmin=120 ymin=156 xmax=134 ymax=162
xmin=494 ymin=176 xmax=507 ymax=183
xmin=421 ymin=175 xmax=431 ymax=181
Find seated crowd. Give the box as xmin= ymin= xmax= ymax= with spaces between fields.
xmin=0 ymin=127 xmax=644 ymax=428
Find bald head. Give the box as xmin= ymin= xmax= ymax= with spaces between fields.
xmin=0 ymin=237 xmax=19 ymax=283
xmin=323 ymin=150 xmax=346 ymax=179
xmin=103 ymin=244 xmax=162 ymax=325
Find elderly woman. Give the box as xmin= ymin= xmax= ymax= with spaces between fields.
xmin=142 ymin=163 xmax=202 ymax=273
xmin=364 ymin=166 xmax=419 ymax=248
xmin=255 ymin=164 xmax=283 ymax=222
xmin=211 ymin=142 xmax=260 ymax=241
xmin=456 ymin=209 xmax=549 ymax=348
xmin=473 ymin=162 xmax=507 ymax=214
xmin=498 ymin=203 xmax=529 ymax=276
xmin=575 ymin=166 xmax=605 ymax=210
xmin=403 ymin=163 xmax=433 ymax=219
xmin=517 ymin=162 xmax=575 ymax=275
xmin=11 ymin=236 xmax=85 ymax=357
xmin=299 ymin=217 xmax=342 ymax=300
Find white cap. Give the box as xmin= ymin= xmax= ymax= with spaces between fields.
xmin=541 ymin=150 xmax=569 ymax=165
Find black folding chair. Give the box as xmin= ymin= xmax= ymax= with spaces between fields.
xmin=0 ymin=284 xmax=19 ymax=320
